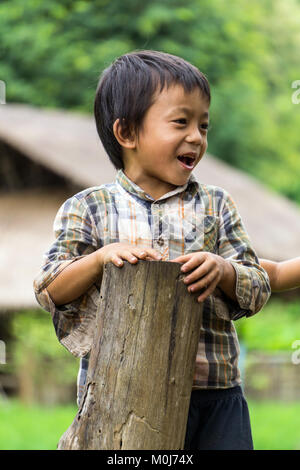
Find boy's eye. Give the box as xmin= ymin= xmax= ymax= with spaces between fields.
xmin=174 ymin=118 xmax=187 ymax=125
xmin=200 ymin=123 xmax=210 ymax=132
xmin=173 ymin=119 xmax=211 ymax=130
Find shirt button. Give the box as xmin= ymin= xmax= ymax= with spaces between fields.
xmin=157 ymin=238 xmax=164 ymax=246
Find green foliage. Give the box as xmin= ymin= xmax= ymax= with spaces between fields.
xmin=248 ymin=400 xmax=300 ymax=450
xmin=0 ymin=399 xmax=77 ymax=450
xmin=0 ymin=0 xmax=300 ymax=202
xmin=236 ymin=298 xmax=300 ymax=352
xmin=0 ymin=398 xmax=300 ymax=449
xmin=11 ymin=309 xmax=78 ymax=389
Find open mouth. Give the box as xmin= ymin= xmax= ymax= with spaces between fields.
xmin=177 ymin=154 xmax=196 ymax=170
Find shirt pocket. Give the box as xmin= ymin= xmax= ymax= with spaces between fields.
xmin=183 ymin=214 xmax=219 ymax=254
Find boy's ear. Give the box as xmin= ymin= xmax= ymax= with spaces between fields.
xmin=113 ymin=118 xmax=137 ymax=149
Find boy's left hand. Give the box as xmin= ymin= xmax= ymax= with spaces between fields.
xmin=171 ymin=252 xmax=229 ymax=302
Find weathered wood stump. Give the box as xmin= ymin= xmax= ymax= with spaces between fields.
xmin=58 ymin=260 xmax=203 ymax=450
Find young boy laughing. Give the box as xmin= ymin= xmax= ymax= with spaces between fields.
xmin=34 ymin=50 xmax=271 ymax=450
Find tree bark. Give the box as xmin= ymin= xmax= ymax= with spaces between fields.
xmin=58 ymin=260 xmax=203 ymax=450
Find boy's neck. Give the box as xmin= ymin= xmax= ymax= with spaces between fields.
xmin=123 ymin=168 xmax=178 ymax=201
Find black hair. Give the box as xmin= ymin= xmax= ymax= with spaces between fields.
xmin=94 ymin=50 xmax=210 ymax=169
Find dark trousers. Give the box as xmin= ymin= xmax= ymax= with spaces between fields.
xmin=184 ymin=386 xmax=254 ymax=450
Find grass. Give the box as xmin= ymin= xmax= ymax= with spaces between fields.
xmin=0 ymin=399 xmax=77 ymax=450
xmin=248 ymin=400 xmax=300 ymax=450
xmin=0 ymin=399 xmax=300 ymax=450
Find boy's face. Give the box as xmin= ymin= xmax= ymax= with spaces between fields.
xmin=121 ymin=84 xmax=209 ymax=200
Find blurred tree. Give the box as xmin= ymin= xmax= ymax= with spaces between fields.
xmin=236 ymin=298 xmax=300 ymax=352
xmin=0 ymin=0 xmax=300 ymax=202
xmin=11 ymin=310 xmax=78 ymax=404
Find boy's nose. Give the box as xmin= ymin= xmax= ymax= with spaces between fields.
xmin=185 ymin=126 xmax=204 ymax=145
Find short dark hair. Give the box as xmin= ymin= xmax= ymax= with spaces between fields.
xmin=94 ymin=50 xmax=210 ymax=170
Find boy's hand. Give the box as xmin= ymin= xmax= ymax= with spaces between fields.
xmin=46 ymin=243 xmax=161 ymax=307
xmin=171 ymin=252 xmax=235 ymax=303
xmin=97 ymin=243 xmax=162 ymax=268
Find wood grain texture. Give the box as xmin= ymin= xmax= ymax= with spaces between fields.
xmin=58 ymin=260 xmax=203 ymax=450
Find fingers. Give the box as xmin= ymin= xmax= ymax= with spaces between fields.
xmin=171 ymin=254 xmax=193 ymax=264
xmin=111 ymin=250 xmax=139 ymax=267
xmin=170 ymin=253 xmax=194 ymax=271
xmin=111 ymin=246 xmax=162 ymax=268
xmin=180 ymin=253 xmax=207 ymax=273
xmin=172 ymin=253 xmax=206 ymax=273
xmin=185 ymin=266 xmax=219 ymax=291
xmin=196 ymin=276 xmax=220 ymax=303
xmin=177 ymin=252 xmax=223 ymax=302
xmin=185 ymin=265 xmax=220 ymax=303
xmin=141 ymin=248 xmax=163 ymax=261
xmin=183 ymin=256 xmax=214 ymax=284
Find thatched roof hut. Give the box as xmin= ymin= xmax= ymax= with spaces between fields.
xmin=1 ymin=103 xmax=299 ymax=309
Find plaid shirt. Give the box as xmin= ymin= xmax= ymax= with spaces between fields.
xmin=34 ymin=170 xmax=270 ymax=405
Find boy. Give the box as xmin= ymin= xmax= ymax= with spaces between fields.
xmin=34 ymin=50 xmax=270 ymax=450
xmin=260 ymin=258 xmax=300 ymax=291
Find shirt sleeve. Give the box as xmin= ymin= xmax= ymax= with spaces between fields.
xmin=215 ymin=190 xmax=271 ymax=321
xmin=33 ymin=194 xmax=101 ymax=357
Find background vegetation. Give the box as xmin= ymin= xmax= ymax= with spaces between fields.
xmin=236 ymin=298 xmax=300 ymax=352
xmin=0 ymin=0 xmax=300 ymax=451
xmin=10 ymin=310 xmax=78 ymax=404
xmin=1 ymin=398 xmax=300 ymax=450
xmin=1 ymin=0 xmax=300 ymax=203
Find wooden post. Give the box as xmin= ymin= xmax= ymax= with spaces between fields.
xmin=58 ymin=260 xmax=203 ymax=450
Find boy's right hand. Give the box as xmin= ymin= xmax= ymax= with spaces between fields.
xmin=96 ymin=243 xmax=162 ymax=268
